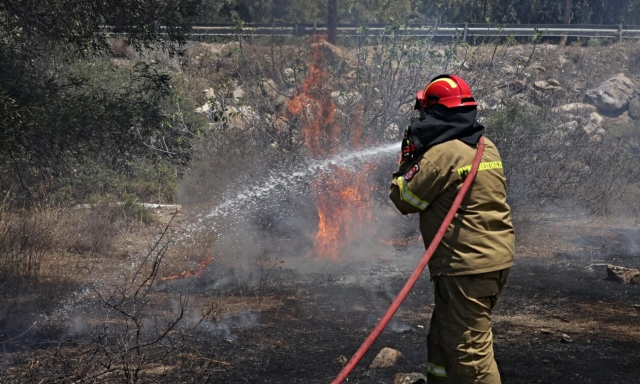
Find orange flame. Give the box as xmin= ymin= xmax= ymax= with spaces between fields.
xmin=287 ymin=35 xmax=375 ymax=260
xmin=162 ymin=254 xmax=213 ymax=281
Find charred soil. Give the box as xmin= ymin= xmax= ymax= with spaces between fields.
xmin=180 ymin=224 xmax=640 ymax=383
xmin=1 ymin=221 xmax=639 ymax=383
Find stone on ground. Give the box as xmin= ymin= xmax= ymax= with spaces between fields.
xmin=393 ymin=372 xmax=428 ymax=384
xmin=369 ymin=347 xmax=403 ymax=369
xmin=334 ymin=355 xmax=347 ymax=366
xmin=585 ymin=73 xmax=636 ymax=114
xmin=553 ymin=103 xmax=598 ymax=115
xmin=628 ymin=97 xmax=640 ymax=120
xmin=606 ymin=265 xmax=640 ymax=285
xmin=533 ymin=80 xmax=562 ymax=91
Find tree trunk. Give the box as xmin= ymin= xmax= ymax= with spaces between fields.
xmin=481 ymin=0 xmax=489 ymax=23
xmin=560 ymin=0 xmax=572 ymax=46
xmin=272 ymin=0 xmax=287 ymax=22
xmin=327 ymin=0 xmax=338 ymax=44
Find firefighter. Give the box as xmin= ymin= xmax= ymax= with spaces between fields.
xmin=389 ymin=75 xmax=515 ymax=383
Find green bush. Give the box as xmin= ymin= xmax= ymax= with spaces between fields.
xmin=0 ymin=0 xmax=200 ymax=205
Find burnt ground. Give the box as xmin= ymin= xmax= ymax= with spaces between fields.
xmin=189 ymin=223 xmax=640 ymax=384
xmin=1 ymin=223 xmax=639 ymax=383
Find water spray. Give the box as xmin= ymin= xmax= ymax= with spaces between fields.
xmin=202 ymin=142 xmax=400 ymax=219
xmin=331 ymin=137 xmax=486 ymax=384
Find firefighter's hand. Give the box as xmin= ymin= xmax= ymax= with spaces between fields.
xmin=395 ymin=126 xmax=415 ymax=175
xmin=400 ymin=125 xmax=415 ymax=164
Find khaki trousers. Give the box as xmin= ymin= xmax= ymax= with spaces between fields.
xmin=427 ymin=268 xmax=510 ymax=383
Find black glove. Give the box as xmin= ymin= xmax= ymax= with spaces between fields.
xmin=395 ymin=125 xmax=415 ymax=175
xmin=400 ymin=125 xmax=415 ymax=164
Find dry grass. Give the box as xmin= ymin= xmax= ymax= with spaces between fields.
xmin=0 ymin=195 xmax=290 ymax=383
xmin=0 ymin=201 xmax=65 ymax=285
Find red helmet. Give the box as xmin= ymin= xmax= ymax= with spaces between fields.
xmin=415 ymin=74 xmax=477 ymax=110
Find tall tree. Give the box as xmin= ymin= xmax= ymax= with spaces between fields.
xmin=561 ymin=0 xmax=572 ymax=45
xmin=0 ymin=0 xmax=200 ymax=200
xmin=328 ymin=0 xmax=338 ymax=44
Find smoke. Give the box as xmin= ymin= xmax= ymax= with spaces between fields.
xmin=181 ymin=142 xmax=400 ymax=220
xmin=627 ymin=232 xmax=639 ymax=256
xmin=175 ymin=140 xmax=409 ymax=283
xmin=185 ymin=312 xmax=259 ymax=342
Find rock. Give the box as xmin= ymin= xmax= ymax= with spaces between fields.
xmin=385 ymin=123 xmax=401 ymax=140
xmin=232 ymin=86 xmax=246 ymax=100
xmin=310 ymin=40 xmax=343 ymax=59
xmin=222 ymin=41 xmax=240 ymax=51
xmin=274 ymin=94 xmax=289 ymax=109
xmin=534 ymin=80 xmax=562 ymax=91
xmin=369 ymin=347 xmax=403 ymax=369
xmin=452 ymin=61 xmax=471 ymax=71
xmin=559 ymin=55 xmax=570 ymax=66
xmin=335 ymin=356 xmax=348 ymax=366
xmin=606 ymin=265 xmax=640 ymax=285
xmin=196 ymin=103 xmax=211 ymax=114
xmin=548 ymin=79 xmax=561 ymax=87
xmin=225 ymin=106 xmax=258 ymax=131
xmin=557 ymin=121 xmax=579 ymax=133
xmin=259 ymin=78 xmax=280 ymax=104
xmin=540 ymin=328 xmax=552 ymax=334
xmin=202 ymin=44 xmax=221 ymax=57
xmin=583 ymin=112 xmax=605 ymax=140
xmin=503 ymin=65 xmax=517 ymax=75
xmin=629 ymin=97 xmax=640 ymax=120
xmin=196 ymin=97 xmax=224 ymax=121
xmin=204 ymin=87 xmax=216 ymax=99
xmin=330 ymin=91 xmax=363 ymax=108
xmin=393 ymin=373 xmax=428 ymax=384
xmin=283 ymin=68 xmax=296 ymax=84
xmin=633 ymin=304 xmax=640 ymax=310
xmin=511 ymin=79 xmax=527 ymax=93
xmin=477 ymin=100 xmax=490 ymax=110
xmin=561 ymin=334 xmax=573 ymax=343
xmin=530 ymin=65 xmax=546 ymax=73
xmin=139 ymin=203 xmax=181 ymax=215
xmin=553 ymin=103 xmax=598 ymax=115
xmin=493 ymin=89 xmax=507 ymax=101
xmin=585 ymin=73 xmax=636 ymax=114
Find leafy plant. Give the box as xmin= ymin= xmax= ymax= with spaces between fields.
xmin=0 ymin=0 xmax=200 ymax=203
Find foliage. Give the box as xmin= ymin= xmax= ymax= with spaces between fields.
xmin=199 ymin=0 xmax=640 ymax=25
xmin=0 ymin=201 xmax=61 ymax=284
xmin=485 ymin=102 xmax=638 ymax=221
xmin=0 ymin=0 xmax=198 ymax=55
xmin=0 ymin=0 xmax=200 ymax=203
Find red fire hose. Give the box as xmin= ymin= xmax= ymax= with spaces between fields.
xmin=331 ymin=136 xmax=486 ymax=384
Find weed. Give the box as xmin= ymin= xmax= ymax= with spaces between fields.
xmin=254 ymin=255 xmax=284 ymax=310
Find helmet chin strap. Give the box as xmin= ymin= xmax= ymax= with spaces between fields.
xmin=418 ymin=103 xmax=427 ymax=120
xmin=414 ymin=97 xmax=428 ymax=120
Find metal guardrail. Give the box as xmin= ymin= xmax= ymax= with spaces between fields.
xmin=188 ymin=23 xmax=640 ymax=41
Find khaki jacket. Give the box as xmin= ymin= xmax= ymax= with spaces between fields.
xmin=389 ymin=137 xmax=515 ymax=276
